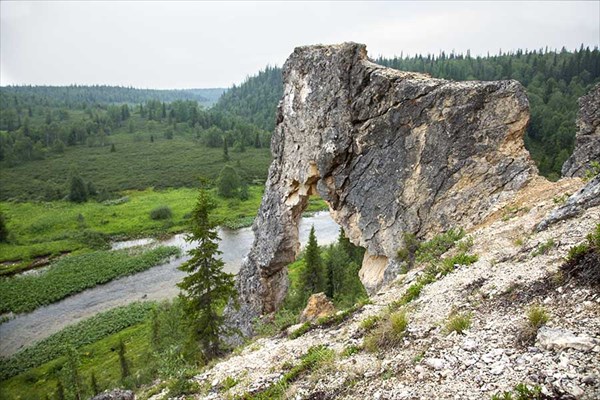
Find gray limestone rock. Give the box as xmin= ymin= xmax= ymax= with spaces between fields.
xmin=90 ymin=389 xmax=135 ymax=400
xmin=229 ymin=43 xmax=536 ymax=335
xmin=536 ymin=175 xmax=600 ymax=231
xmin=562 ymin=83 xmax=600 ymax=178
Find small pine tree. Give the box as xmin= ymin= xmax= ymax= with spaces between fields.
xmin=217 ymin=165 xmax=241 ymax=198
xmin=254 ymin=132 xmax=261 ymax=148
xmin=68 ymin=175 xmax=88 ymax=203
xmin=90 ymin=371 xmax=100 ymax=395
xmin=299 ymin=226 xmax=327 ymax=302
xmin=56 ymin=380 xmax=65 ymax=400
xmin=63 ymin=346 xmax=83 ymax=400
xmin=110 ymin=143 xmax=116 ymax=152
xmin=118 ymin=339 xmax=130 ymax=381
xmin=239 ymin=181 xmax=249 ymax=201
xmin=0 ymin=211 xmax=8 ymax=243
xmin=223 ymin=136 xmax=229 ymax=161
xmin=177 ymin=188 xmax=237 ymax=361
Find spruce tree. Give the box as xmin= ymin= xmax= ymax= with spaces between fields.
xmin=223 ymin=136 xmax=229 ymax=161
xmin=90 ymin=371 xmax=100 ymax=395
xmin=299 ymin=226 xmax=327 ymax=302
xmin=0 ymin=211 xmax=8 ymax=243
xmin=217 ymin=165 xmax=241 ymax=198
xmin=118 ymin=339 xmax=130 ymax=381
xmin=68 ymin=175 xmax=88 ymax=203
xmin=177 ymin=188 xmax=237 ymax=360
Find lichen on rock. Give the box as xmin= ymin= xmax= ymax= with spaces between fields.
xmin=230 ymin=42 xmax=537 ymax=335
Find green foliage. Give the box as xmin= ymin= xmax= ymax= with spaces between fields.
xmin=323 ymin=229 xmax=367 ymax=308
xmin=583 ymin=161 xmax=600 ymax=181
xmin=0 ymin=185 xmax=283 ymax=269
xmin=298 ymin=226 xmax=327 ymax=303
xmin=445 ymin=312 xmax=472 ymax=334
xmin=0 ymin=302 xmax=154 ymax=381
xmin=0 ymin=246 xmax=179 ymax=314
xmin=0 ymin=210 xmax=8 ymax=242
xmin=289 ymin=322 xmax=311 ymax=339
xmin=118 ymin=339 xmax=130 ymax=382
xmin=396 ymin=232 xmax=420 ymax=265
xmin=149 ymin=205 xmax=173 ymax=220
xmin=364 ymin=310 xmax=408 ymax=352
xmin=531 ymin=239 xmax=555 ymax=257
xmin=518 ymin=305 xmax=550 ymax=345
xmin=214 ymin=66 xmax=283 ymax=132
xmin=68 ymin=175 xmax=88 ymax=203
xmin=415 ymin=228 xmax=465 ymax=264
xmin=341 ymin=345 xmax=361 ymax=357
xmin=360 ymin=315 xmax=380 ymax=331
xmin=390 ymin=228 xmax=476 ymax=308
xmin=239 ymin=345 xmax=334 ymax=400
xmin=217 ymin=165 xmax=241 ymax=198
xmin=61 ymin=346 xmax=84 ymax=400
xmin=177 ymin=188 xmax=237 ymax=361
xmin=527 ymin=305 xmax=550 ymax=329
xmin=491 ymin=383 xmax=543 ymax=400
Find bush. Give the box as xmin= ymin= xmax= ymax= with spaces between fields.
xmin=526 ymin=305 xmax=549 ymax=329
xmin=68 ymin=175 xmax=88 ymax=203
xmin=445 ymin=312 xmax=472 ymax=334
xmin=150 ymin=205 xmax=173 ymax=220
xmin=364 ymin=310 xmax=408 ymax=352
xmin=517 ymin=305 xmax=549 ymax=346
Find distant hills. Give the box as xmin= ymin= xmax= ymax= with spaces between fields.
xmin=0 ymin=85 xmax=227 ymax=108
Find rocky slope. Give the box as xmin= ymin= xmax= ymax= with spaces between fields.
xmin=231 ymin=43 xmax=538 ymax=335
xmin=141 ymin=174 xmax=599 ymax=400
xmin=562 ymin=83 xmax=600 ymax=178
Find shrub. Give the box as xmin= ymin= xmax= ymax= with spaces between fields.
xmin=68 ymin=175 xmax=88 ymax=203
xmin=360 ymin=315 xmax=380 ymax=331
xmin=364 ymin=310 xmax=408 ymax=352
xmin=531 ymin=239 xmax=555 ymax=257
xmin=415 ymin=228 xmax=465 ymax=264
xmin=445 ymin=312 xmax=472 ymax=334
xmin=517 ymin=305 xmax=549 ymax=346
xmin=150 ymin=205 xmax=173 ymax=220
xmin=491 ymin=383 xmax=543 ymax=400
xmin=526 ymin=305 xmax=549 ymax=329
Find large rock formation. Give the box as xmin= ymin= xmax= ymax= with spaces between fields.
xmin=562 ymin=83 xmax=600 ymax=178
xmin=232 ymin=43 xmax=536 ymax=334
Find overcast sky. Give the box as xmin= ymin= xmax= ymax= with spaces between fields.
xmin=1 ymin=1 xmax=598 ymax=89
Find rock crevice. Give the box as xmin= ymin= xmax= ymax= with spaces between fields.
xmin=231 ymin=43 xmax=537 ymax=334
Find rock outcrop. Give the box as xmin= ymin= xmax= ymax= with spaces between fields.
xmin=562 ymin=83 xmax=600 ymax=178
xmin=232 ymin=43 xmax=537 ymax=334
xmin=299 ymin=293 xmax=336 ymax=323
xmin=537 ymin=175 xmax=600 ymax=231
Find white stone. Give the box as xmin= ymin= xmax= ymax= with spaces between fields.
xmin=425 ymin=358 xmax=446 ymax=370
xmin=537 ymin=327 xmax=597 ymax=351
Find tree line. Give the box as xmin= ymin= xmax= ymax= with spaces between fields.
xmin=0 ymin=95 xmax=272 ymax=167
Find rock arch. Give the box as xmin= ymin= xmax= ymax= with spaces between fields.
xmin=231 ymin=43 xmax=536 ymax=335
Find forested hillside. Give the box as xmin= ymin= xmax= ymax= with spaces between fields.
xmin=213 ymin=66 xmax=283 ymax=132
xmin=0 ymin=90 xmax=271 ymax=200
xmin=0 ymin=86 xmax=225 ymax=108
xmin=215 ymin=46 xmax=600 ymax=179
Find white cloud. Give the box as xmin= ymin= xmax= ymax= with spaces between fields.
xmin=1 ymin=1 xmax=598 ymax=88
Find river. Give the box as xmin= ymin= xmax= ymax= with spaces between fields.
xmin=0 ymin=212 xmax=340 ymax=357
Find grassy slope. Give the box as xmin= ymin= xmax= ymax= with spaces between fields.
xmin=0 ymin=133 xmax=272 ymax=201
xmin=0 ymin=187 xmax=327 ymax=266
